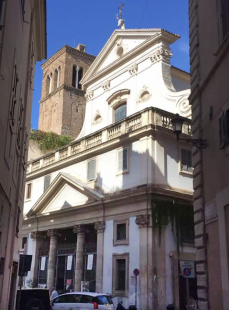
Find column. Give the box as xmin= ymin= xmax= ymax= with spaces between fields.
xmin=30 ymin=232 xmax=44 ymax=287
xmin=75 ymin=67 xmax=79 ymax=88
xmin=94 ymin=221 xmax=105 ymax=292
xmin=136 ymin=214 xmax=150 ymax=310
xmin=73 ymin=225 xmax=85 ymax=291
xmin=47 ymin=229 xmax=59 ymax=289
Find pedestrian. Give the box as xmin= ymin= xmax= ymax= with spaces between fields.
xmin=166 ymin=305 xmax=175 ymax=310
xmin=50 ymin=287 xmax=58 ymax=300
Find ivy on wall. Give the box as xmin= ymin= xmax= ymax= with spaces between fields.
xmin=152 ymin=197 xmax=194 ymax=250
xmin=30 ymin=130 xmax=72 ymax=151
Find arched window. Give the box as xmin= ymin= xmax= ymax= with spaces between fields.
xmin=72 ymin=66 xmax=83 ymax=89
xmin=115 ymin=103 xmax=127 ymax=122
xmin=57 ymin=67 xmax=60 ymax=88
xmin=72 ymin=65 xmax=77 ymax=87
xmin=78 ymin=68 xmax=83 ymax=89
xmin=48 ymin=74 xmax=52 ymax=94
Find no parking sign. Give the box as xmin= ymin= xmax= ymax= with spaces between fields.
xmin=180 ymin=261 xmax=195 ymax=278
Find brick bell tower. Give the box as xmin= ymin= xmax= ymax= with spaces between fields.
xmin=38 ymin=44 xmax=95 ymax=139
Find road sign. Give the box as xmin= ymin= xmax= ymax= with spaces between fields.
xmin=180 ymin=261 xmax=195 ymax=278
xmin=133 ymin=268 xmax=139 ymax=276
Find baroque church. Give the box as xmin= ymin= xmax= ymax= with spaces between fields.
xmin=22 ymin=17 xmax=196 ymax=310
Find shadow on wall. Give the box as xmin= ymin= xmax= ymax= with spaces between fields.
xmin=94 ymin=137 xmax=192 ymax=195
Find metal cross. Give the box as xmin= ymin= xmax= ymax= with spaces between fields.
xmin=118 ymin=2 xmax=124 ymax=19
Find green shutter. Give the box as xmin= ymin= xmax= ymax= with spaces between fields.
xmin=44 ymin=175 xmax=51 ymax=192
xmin=118 ymin=150 xmax=123 ymax=171
xmin=123 ymin=149 xmax=127 ymax=170
xmin=87 ymin=159 xmax=96 ymax=181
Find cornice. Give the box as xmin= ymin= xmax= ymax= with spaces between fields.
xmin=41 ymin=45 xmax=96 ymax=69
xmin=39 ymin=85 xmax=85 ymax=103
xmin=33 ymin=0 xmax=47 ymax=60
xmin=81 ymin=29 xmax=180 ymax=87
xmin=22 ymin=185 xmax=192 ymax=234
xmin=171 ymin=66 xmax=190 ymax=83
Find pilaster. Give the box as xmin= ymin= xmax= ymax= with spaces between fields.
xmin=136 ymin=214 xmax=150 ymax=310
xmin=94 ymin=221 xmax=105 ymax=292
xmin=189 ymin=0 xmax=208 ymax=309
xmin=30 ymin=232 xmax=45 ymax=287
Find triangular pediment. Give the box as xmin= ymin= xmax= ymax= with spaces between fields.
xmin=81 ymin=28 xmax=179 ymax=86
xmin=26 ymin=173 xmax=104 ymax=217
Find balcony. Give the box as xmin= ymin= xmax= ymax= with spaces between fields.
xmin=26 ymin=107 xmax=191 ymax=175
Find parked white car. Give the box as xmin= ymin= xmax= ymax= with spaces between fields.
xmin=52 ymin=292 xmax=115 ymax=310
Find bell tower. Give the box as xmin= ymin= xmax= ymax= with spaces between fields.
xmin=38 ymin=44 xmax=95 ymax=139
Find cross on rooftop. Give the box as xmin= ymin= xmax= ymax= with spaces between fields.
xmin=118 ymin=3 xmax=124 ymax=19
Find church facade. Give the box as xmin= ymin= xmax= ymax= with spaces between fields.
xmin=22 ymin=28 xmax=195 ymax=310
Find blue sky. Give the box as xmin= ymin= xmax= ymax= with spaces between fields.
xmin=31 ymin=0 xmax=189 ymax=129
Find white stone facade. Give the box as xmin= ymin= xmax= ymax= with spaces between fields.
xmin=22 ymin=28 xmax=195 ymax=310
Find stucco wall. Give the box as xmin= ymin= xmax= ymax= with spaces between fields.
xmin=103 ymin=218 xmax=140 ymax=309
xmin=24 ymin=137 xmax=193 ymax=215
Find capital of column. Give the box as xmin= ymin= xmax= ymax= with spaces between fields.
xmin=94 ymin=221 xmax=105 ymax=233
xmin=73 ymin=225 xmax=85 ymax=235
xmin=31 ymin=231 xmax=46 ymax=240
xmin=47 ymin=229 xmax=60 ymax=238
xmin=135 ymin=214 xmax=149 ymax=228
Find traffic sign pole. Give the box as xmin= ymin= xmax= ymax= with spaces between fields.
xmin=135 ymin=276 xmax=137 ymax=307
xmin=133 ymin=269 xmax=139 ymax=308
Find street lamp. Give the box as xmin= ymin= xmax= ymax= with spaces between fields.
xmin=171 ymin=113 xmax=207 ymax=149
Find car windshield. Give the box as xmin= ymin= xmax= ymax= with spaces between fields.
xmin=96 ymin=295 xmax=113 ymax=305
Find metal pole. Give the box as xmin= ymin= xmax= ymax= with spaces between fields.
xmin=16 ymin=276 xmax=23 ymax=310
xmin=186 ymin=278 xmax=189 ymax=304
xmin=135 ymin=275 xmax=137 ymax=307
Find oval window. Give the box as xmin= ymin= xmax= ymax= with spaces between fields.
xmin=117 ymin=46 xmax=124 ymax=57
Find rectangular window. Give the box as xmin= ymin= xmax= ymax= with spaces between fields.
xmin=113 ymin=219 xmax=129 ymax=245
xmin=26 ymin=183 xmax=32 ymax=200
xmin=181 ymin=149 xmax=192 ymax=172
xmin=219 ymin=110 xmax=229 ymax=148
xmin=87 ymin=159 xmax=96 ymax=181
xmin=117 ymin=148 xmax=128 ymax=173
xmin=44 ymin=175 xmax=51 ymax=192
xmin=112 ymin=253 xmax=129 ymax=296
xmin=22 ymin=237 xmax=27 ymax=249
xmin=221 ymin=0 xmax=229 ymax=38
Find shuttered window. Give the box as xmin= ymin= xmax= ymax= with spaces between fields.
xmin=221 ymin=0 xmax=229 ymax=38
xmin=219 ymin=110 xmax=229 ymax=148
xmin=181 ymin=149 xmax=192 ymax=172
xmin=44 ymin=175 xmax=51 ymax=192
xmin=118 ymin=148 xmax=128 ymax=172
xmin=87 ymin=159 xmax=96 ymax=181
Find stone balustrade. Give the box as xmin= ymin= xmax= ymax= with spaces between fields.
xmin=27 ymin=107 xmax=191 ymax=174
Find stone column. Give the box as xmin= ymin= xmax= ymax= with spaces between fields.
xmin=73 ymin=225 xmax=85 ymax=291
xmin=47 ymin=229 xmax=59 ymax=289
xmin=30 ymin=232 xmax=45 ymax=287
xmin=94 ymin=221 xmax=105 ymax=293
xmin=136 ymin=214 xmax=150 ymax=310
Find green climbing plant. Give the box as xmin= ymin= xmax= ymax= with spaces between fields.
xmin=152 ymin=197 xmax=194 ymax=251
xmin=30 ymin=130 xmax=72 ymax=151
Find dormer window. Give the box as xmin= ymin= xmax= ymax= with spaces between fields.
xmin=115 ymin=103 xmax=127 ymax=122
